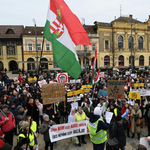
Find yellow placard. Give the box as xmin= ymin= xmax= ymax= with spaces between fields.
xmin=129 ymin=92 xmax=140 ymax=100
xmin=81 ymin=85 xmax=93 ymax=89
xmin=67 ymin=92 xmax=73 ymax=96
xmin=134 ymin=83 xmax=144 ymax=87
xmin=83 ymin=89 xmax=90 ymax=93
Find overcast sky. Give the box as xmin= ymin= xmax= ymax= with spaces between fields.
xmin=1 ymin=0 xmax=150 ymax=27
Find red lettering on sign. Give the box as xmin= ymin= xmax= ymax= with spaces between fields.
xmin=71 ymin=124 xmax=78 ymax=128
xmin=115 ymin=94 xmax=122 ymax=99
xmin=51 ymin=128 xmax=57 ymax=132
xmin=65 ymin=126 xmax=71 ymax=129
xmin=79 ymin=123 xmax=86 ymax=127
xmin=58 ymin=126 xmax=64 ymax=131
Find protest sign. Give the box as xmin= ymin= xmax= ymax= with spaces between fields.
xmin=49 ymin=120 xmax=89 ymax=142
xmin=57 ymin=73 xmax=68 ymax=83
xmin=42 ymin=83 xmax=65 ymax=105
xmin=38 ymin=80 xmax=47 ymax=88
xmin=140 ymin=137 xmax=150 ymax=150
xmin=69 ymin=79 xmax=81 ymax=83
xmin=107 ymin=80 xmax=125 ymax=99
xmin=131 ymin=73 xmax=137 ymax=78
xmin=129 ymin=92 xmax=140 ymax=100
xmin=134 ymin=83 xmax=144 ymax=87
xmin=81 ymin=85 xmax=93 ymax=89
xmin=28 ymin=77 xmax=37 ymax=83
xmin=130 ymin=89 xmax=150 ymax=96
xmin=105 ymin=111 xmax=113 ymax=124
xmin=67 ymin=89 xmax=90 ymax=97
xmin=125 ymin=71 xmax=130 ymax=75
xmin=99 ymin=72 xmax=104 ymax=78
xmin=67 ymin=96 xmax=81 ymax=102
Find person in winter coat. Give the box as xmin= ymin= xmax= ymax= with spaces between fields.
xmin=14 ymin=137 xmax=28 ymax=150
xmin=83 ymin=100 xmax=94 ymax=118
xmin=39 ymin=114 xmax=56 ymax=150
xmin=0 ymin=104 xmax=16 ymax=146
xmin=111 ymin=114 xmax=128 ymax=150
xmin=145 ymin=100 xmax=150 ymax=136
xmin=27 ymin=98 xmax=39 ymax=123
xmin=88 ymin=107 xmax=108 ymax=150
xmin=11 ymin=90 xmax=22 ymax=107
xmin=0 ymin=130 xmax=5 ymax=148
xmin=121 ymin=102 xmax=131 ymax=138
xmin=8 ymin=102 xmax=17 ymax=116
xmin=131 ymin=103 xmax=142 ymax=140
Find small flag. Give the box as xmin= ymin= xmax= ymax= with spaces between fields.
xmin=113 ymin=67 xmax=119 ymax=73
xmin=94 ymin=69 xmax=100 ymax=84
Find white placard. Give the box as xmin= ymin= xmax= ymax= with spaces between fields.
xmin=67 ymin=96 xmax=81 ymax=102
xmin=105 ymin=111 xmax=113 ymax=124
xmin=140 ymin=137 xmax=150 ymax=150
xmin=49 ymin=120 xmax=89 ymax=142
xmin=130 ymin=89 xmax=150 ymax=96
xmin=57 ymin=73 xmax=68 ymax=83
xmin=69 ymin=79 xmax=81 ymax=83
xmin=38 ymin=80 xmax=47 ymax=88
xmin=131 ymin=73 xmax=137 ymax=78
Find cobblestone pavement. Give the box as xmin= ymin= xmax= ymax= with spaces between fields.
xmin=7 ymin=72 xmax=148 ymax=150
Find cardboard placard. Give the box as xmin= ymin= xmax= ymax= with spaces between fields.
xmin=129 ymin=92 xmax=140 ymax=99
xmin=107 ymin=80 xmax=125 ymax=99
xmin=42 ymin=83 xmax=65 ymax=105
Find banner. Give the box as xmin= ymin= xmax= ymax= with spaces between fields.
xmin=130 ymin=89 xmax=150 ymax=96
xmin=129 ymin=92 xmax=140 ymax=99
xmin=107 ymin=80 xmax=125 ymax=99
xmin=99 ymin=72 xmax=104 ymax=78
xmin=70 ymin=79 xmax=81 ymax=83
xmin=38 ymin=80 xmax=47 ymax=88
xmin=28 ymin=77 xmax=37 ymax=83
xmin=134 ymin=83 xmax=144 ymax=87
xmin=42 ymin=83 xmax=65 ymax=105
xmin=49 ymin=120 xmax=89 ymax=142
xmin=57 ymin=73 xmax=68 ymax=83
xmin=67 ymin=89 xmax=90 ymax=96
xmin=67 ymin=96 xmax=81 ymax=102
xmin=81 ymin=85 xmax=93 ymax=89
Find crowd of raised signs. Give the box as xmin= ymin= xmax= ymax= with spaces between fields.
xmin=0 ymin=68 xmax=150 ymax=150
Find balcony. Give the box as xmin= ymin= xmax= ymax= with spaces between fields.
xmin=76 ymin=50 xmax=92 ymax=57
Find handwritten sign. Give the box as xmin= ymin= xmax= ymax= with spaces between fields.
xmin=38 ymin=80 xmax=47 ymax=88
xmin=67 ymin=89 xmax=90 ymax=97
xmin=107 ymin=80 xmax=125 ymax=99
xmin=134 ymin=83 xmax=144 ymax=87
xmin=42 ymin=83 xmax=65 ymax=105
xmin=129 ymin=92 xmax=140 ymax=99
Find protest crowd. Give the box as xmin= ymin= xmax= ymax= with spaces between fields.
xmin=0 ymin=68 xmax=150 ymax=150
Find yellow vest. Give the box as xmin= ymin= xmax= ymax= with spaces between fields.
xmin=18 ymin=133 xmax=35 ymax=146
xmin=75 ymin=112 xmax=86 ymax=121
xmin=30 ymin=121 xmax=37 ymax=134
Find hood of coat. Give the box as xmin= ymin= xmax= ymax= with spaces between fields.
xmin=89 ymin=113 xmax=100 ymax=123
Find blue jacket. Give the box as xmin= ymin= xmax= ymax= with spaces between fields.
xmin=9 ymin=107 xmax=17 ymax=116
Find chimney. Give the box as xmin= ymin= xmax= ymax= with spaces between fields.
xmin=129 ymin=14 xmax=132 ymax=19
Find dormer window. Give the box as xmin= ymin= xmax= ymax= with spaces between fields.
xmin=5 ymin=29 xmax=15 ymax=34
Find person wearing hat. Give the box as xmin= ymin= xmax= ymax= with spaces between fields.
xmin=108 ymin=114 xmax=128 ymax=150
xmin=88 ymin=107 xmax=108 ymax=150
xmin=14 ymin=137 xmax=28 ymax=150
xmin=0 ymin=104 xmax=16 ymax=146
xmin=18 ymin=121 xmax=37 ymax=150
xmin=39 ymin=114 xmax=56 ymax=150
xmin=83 ymin=100 xmax=94 ymax=118
xmin=73 ymin=107 xmax=89 ymax=146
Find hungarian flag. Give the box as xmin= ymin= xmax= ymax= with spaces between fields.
xmin=44 ymin=0 xmax=91 ymax=79
xmin=113 ymin=67 xmax=119 ymax=73
xmin=89 ymin=49 xmax=97 ymax=85
xmin=94 ymin=69 xmax=100 ymax=84
xmin=128 ymin=79 xmax=132 ymax=91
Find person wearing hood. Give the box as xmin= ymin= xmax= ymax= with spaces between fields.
xmin=39 ymin=114 xmax=56 ymax=150
xmin=88 ymin=107 xmax=108 ymax=150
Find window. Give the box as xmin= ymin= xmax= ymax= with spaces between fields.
xmin=104 ymin=55 xmax=110 ymax=67
xmin=138 ymin=36 xmax=143 ymax=49
xmin=28 ymin=44 xmax=33 ymax=51
xmin=37 ymin=44 xmax=41 ymax=51
xmin=46 ymin=44 xmax=50 ymax=51
xmin=92 ymin=44 xmax=96 ymax=51
xmin=118 ymin=55 xmax=124 ymax=66
xmin=105 ymin=40 xmax=109 ymax=49
xmin=84 ymin=45 xmax=88 ymax=51
xmin=118 ymin=35 xmax=123 ymax=49
xmin=128 ymin=36 xmax=134 ymax=49
xmin=7 ymin=47 xmax=15 ymax=55
xmin=139 ymin=55 xmax=144 ymax=66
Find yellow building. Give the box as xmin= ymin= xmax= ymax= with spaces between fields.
xmin=22 ymin=26 xmax=99 ymax=71
xmin=0 ymin=25 xmax=24 ymax=71
xmin=96 ymin=14 xmax=150 ymax=69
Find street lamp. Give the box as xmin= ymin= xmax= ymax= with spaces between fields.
xmin=84 ymin=45 xmax=87 ymax=73
xmin=130 ymin=23 xmax=133 ymax=70
xmin=33 ymin=18 xmax=38 ymax=75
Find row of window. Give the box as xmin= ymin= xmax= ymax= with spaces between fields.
xmin=27 ymin=43 xmax=50 ymax=51
xmin=104 ymin=55 xmax=145 ymax=67
xmin=104 ymin=36 xmax=144 ymax=50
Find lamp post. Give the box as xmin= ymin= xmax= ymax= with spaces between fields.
xmin=84 ymin=46 xmax=87 ymax=74
xmin=130 ymin=23 xmax=133 ymax=70
xmin=33 ymin=18 xmax=38 ymax=75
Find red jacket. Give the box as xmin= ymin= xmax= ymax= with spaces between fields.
xmin=121 ymin=105 xmax=131 ymax=128
xmin=18 ymin=75 xmax=22 ymax=82
xmin=0 ymin=139 xmax=4 ymax=147
xmin=0 ymin=112 xmax=16 ymax=133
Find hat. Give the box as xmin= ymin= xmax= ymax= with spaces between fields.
xmin=10 ymin=102 xmax=15 ymax=107
xmin=100 ymin=98 xmax=105 ymax=101
xmin=94 ymin=107 xmax=102 ymax=116
xmin=19 ymin=121 xmax=29 ymax=130
xmin=7 ymin=99 xmax=12 ymax=102
xmin=0 ymin=81 xmax=2 ymax=84
xmin=17 ymin=105 xmax=23 ymax=111
xmin=19 ymin=138 xmax=28 ymax=146
xmin=122 ymin=99 xmax=126 ymax=102
xmin=116 ymin=114 xmax=122 ymax=121
xmin=43 ymin=114 xmax=49 ymax=120
xmin=2 ymin=104 xmax=8 ymax=109
xmin=25 ymin=83 xmax=29 ymax=87
xmin=46 ymin=104 xmax=51 ymax=108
